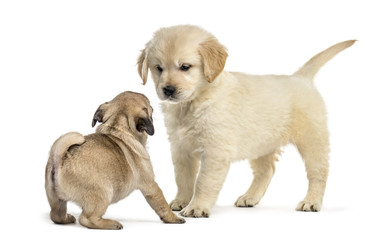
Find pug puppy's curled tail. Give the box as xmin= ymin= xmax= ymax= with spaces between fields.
xmin=46 ymin=132 xmax=85 ymax=194
xmin=45 ymin=132 xmax=85 ymax=223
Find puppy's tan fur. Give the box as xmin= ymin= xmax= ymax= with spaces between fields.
xmin=138 ymin=25 xmax=355 ymax=217
xmin=45 ymin=91 xmax=184 ymax=229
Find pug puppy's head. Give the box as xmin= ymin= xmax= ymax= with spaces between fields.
xmin=137 ymin=25 xmax=228 ymax=103
xmin=92 ymin=91 xmax=154 ymax=136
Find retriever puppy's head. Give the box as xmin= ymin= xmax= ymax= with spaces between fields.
xmin=92 ymin=91 xmax=154 ymax=136
xmin=137 ymin=25 xmax=228 ymax=103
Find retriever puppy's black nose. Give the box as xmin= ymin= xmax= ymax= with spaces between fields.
xmin=163 ymin=86 xmax=176 ymax=97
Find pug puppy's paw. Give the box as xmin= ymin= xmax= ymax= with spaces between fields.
xmin=161 ymin=213 xmax=186 ymax=224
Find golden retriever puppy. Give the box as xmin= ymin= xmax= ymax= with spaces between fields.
xmin=45 ymin=91 xmax=185 ymax=229
xmin=137 ymin=25 xmax=355 ymax=217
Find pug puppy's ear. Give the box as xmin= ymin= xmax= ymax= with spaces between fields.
xmin=136 ymin=118 xmax=155 ymax=136
xmin=92 ymin=102 xmax=109 ymax=127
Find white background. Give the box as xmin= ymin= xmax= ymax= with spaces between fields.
xmin=1 ymin=0 xmax=391 ymax=239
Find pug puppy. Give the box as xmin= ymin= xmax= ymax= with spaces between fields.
xmin=45 ymin=91 xmax=185 ymax=229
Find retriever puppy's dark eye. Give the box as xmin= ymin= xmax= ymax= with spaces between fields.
xmin=156 ymin=65 xmax=163 ymax=72
xmin=180 ymin=64 xmax=191 ymax=71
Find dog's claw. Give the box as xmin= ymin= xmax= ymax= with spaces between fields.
xmin=235 ymin=195 xmax=259 ymax=207
xmin=180 ymin=206 xmax=210 ymax=218
xmin=161 ymin=214 xmax=186 ymax=224
xmin=170 ymin=199 xmax=189 ymax=211
xmin=296 ymin=201 xmax=321 ymax=212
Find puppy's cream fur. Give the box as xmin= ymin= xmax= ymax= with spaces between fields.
xmin=138 ymin=25 xmax=355 ymax=217
xmin=45 ymin=91 xmax=184 ymax=229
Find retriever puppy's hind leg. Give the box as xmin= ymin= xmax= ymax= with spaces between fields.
xmin=235 ymin=151 xmax=278 ymax=207
xmin=295 ymin=122 xmax=329 ymax=212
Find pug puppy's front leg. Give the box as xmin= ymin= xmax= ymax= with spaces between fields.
xmin=180 ymin=158 xmax=230 ymax=218
xmin=140 ymin=181 xmax=185 ymax=224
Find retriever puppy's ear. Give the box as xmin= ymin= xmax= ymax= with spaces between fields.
xmin=199 ymin=37 xmax=228 ymax=83
xmin=92 ymin=103 xmax=109 ymax=127
xmin=137 ymin=48 xmax=149 ymax=85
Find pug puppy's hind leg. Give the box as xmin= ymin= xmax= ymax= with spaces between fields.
xmin=49 ymin=199 xmax=75 ymax=224
xmin=45 ymin=183 xmax=75 ymax=224
xmin=78 ymin=197 xmax=123 ymax=230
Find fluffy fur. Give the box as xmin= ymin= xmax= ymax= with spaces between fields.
xmin=45 ymin=91 xmax=184 ymax=229
xmin=137 ymin=25 xmax=355 ymax=217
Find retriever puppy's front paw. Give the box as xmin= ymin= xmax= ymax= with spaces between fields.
xmin=180 ymin=205 xmax=210 ymax=218
xmin=296 ymin=200 xmax=321 ymax=212
xmin=170 ymin=199 xmax=189 ymax=211
xmin=234 ymin=194 xmax=260 ymax=207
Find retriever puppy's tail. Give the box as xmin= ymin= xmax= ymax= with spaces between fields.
xmin=46 ymin=132 xmax=85 ymax=188
xmin=294 ymin=40 xmax=356 ymax=82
